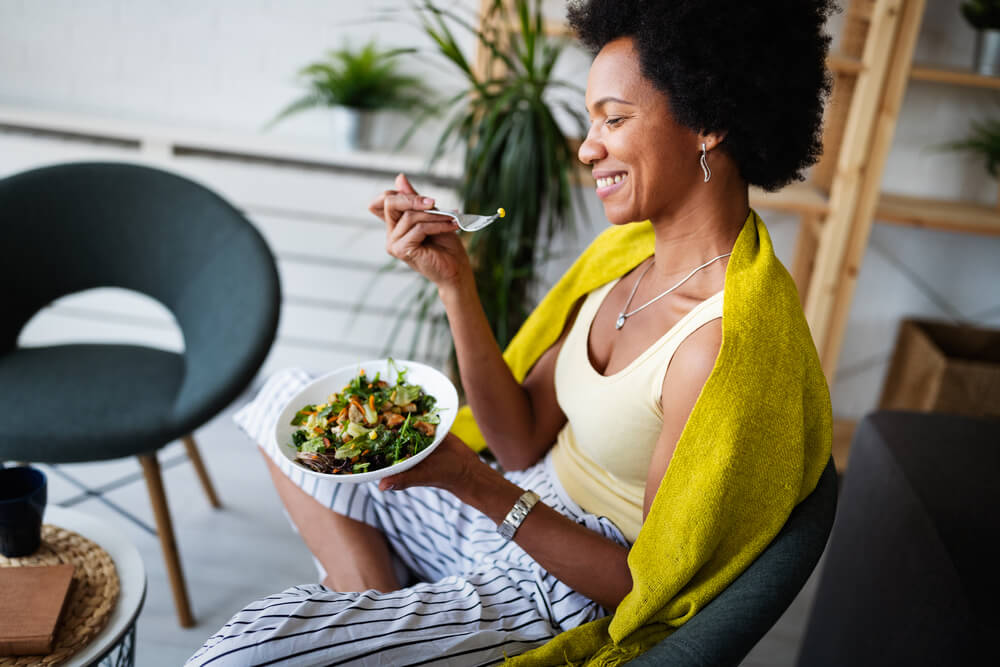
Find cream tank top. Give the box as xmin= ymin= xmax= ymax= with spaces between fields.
xmin=549 ymin=277 xmax=724 ymax=542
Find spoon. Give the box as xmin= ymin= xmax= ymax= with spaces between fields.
xmin=427 ymin=207 xmax=506 ymax=232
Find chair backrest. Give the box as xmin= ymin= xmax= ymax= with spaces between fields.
xmin=626 ymin=458 xmax=838 ymax=666
xmin=0 ymin=162 xmax=281 ymax=424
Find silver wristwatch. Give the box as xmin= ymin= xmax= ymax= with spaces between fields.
xmin=497 ymin=490 xmax=540 ymax=541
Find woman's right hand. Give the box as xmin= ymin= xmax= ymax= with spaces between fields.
xmin=368 ymin=173 xmax=472 ymax=291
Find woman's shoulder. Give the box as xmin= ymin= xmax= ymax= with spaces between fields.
xmin=663 ymin=316 xmax=722 ymax=393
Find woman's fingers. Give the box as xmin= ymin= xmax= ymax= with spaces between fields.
xmin=386 ymin=218 xmax=458 ymax=260
xmin=382 ymin=191 xmax=435 ymax=228
xmin=367 ymin=173 xmax=422 ymax=222
xmin=395 ymin=172 xmax=418 ymax=195
xmin=378 ymin=434 xmax=474 ymax=492
xmin=368 ymin=190 xmax=393 ymax=221
xmin=388 ymin=206 xmax=452 ymax=243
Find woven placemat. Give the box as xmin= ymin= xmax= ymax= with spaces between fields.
xmin=0 ymin=524 xmax=120 ymax=667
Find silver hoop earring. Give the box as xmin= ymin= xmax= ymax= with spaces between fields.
xmin=700 ymin=143 xmax=712 ymax=183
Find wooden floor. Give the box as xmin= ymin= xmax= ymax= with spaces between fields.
xmin=36 ymin=389 xmax=823 ymax=666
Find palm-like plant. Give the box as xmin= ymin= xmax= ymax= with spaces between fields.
xmin=943 ymin=118 xmax=1000 ymax=177
xmin=398 ymin=0 xmax=586 ymax=358
xmin=270 ymin=41 xmax=428 ymax=124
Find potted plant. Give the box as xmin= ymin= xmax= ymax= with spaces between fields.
xmin=269 ymin=40 xmax=428 ymax=150
xmin=393 ymin=0 xmax=587 ymax=362
xmin=942 ymin=117 xmax=1000 ymax=176
xmin=962 ymin=0 xmax=1000 ymax=75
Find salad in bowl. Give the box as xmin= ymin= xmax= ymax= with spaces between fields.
xmin=273 ymin=359 xmax=458 ymax=483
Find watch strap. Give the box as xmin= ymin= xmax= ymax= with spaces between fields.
xmin=497 ymin=490 xmax=540 ymax=541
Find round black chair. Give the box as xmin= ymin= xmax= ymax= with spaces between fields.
xmin=0 ymin=162 xmax=281 ymax=627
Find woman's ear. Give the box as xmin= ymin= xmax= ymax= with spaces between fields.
xmin=698 ymin=132 xmax=726 ymax=152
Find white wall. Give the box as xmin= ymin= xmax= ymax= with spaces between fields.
xmin=1 ymin=0 xmax=998 ymax=420
xmin=0 ymin=0 xmax=463 ymax=152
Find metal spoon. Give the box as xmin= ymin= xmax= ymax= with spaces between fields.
xmin=426 ymin=208 xmax=505 ymax=232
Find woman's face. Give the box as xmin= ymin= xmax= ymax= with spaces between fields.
xmin=580 ymin=37 xmax=703 ymax=225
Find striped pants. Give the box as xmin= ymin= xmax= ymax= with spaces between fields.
xmin=187 ymin=369 xmax=629 ymax=666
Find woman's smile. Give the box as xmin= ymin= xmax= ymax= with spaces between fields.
xmin=594 ymin=170 xmax=628 ymax=198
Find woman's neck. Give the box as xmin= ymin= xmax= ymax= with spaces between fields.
xmin=646 ymin=176 xmax=749 ymax=287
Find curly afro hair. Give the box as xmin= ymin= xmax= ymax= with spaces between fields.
xmin=568 ymin=0 xmax=835 ymax=191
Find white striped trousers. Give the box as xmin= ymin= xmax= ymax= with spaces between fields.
xmin=187 ymin=369 xmax=629 ymax=666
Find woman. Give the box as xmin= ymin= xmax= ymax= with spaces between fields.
xmin=190 ymin=0 xmax=834 ymax=664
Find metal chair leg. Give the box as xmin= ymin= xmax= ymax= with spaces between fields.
xmin=138 ymin=453 xmax=195 ymax=628
xmin=182 ymin=435 xmax=222 ymax=509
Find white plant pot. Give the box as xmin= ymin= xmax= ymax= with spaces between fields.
xmin=973 ymin=29 xmax=1000 ymax=77
xmin=330 ymin=106 xmax=375 ymax=151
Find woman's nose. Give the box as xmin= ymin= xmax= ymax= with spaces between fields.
xmin=578 ymin=125 xmax=606 ymax=165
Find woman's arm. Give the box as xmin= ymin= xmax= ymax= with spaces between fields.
xmin=643 ymin=320 xmax=723 ymax=518
xmin=380 ymin=434 xmax=633 ymax=610
xmin=439 ymin=282 xmax=579 ymax=470
xmin=369 ymin=174 xmax=573 ymax=470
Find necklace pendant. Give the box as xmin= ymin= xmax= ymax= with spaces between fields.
xmin=615 ymin=313 xmax=626 ymax=330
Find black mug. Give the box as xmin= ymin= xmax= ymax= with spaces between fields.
xmin=0 ymin=466 xmax=47 ymax=557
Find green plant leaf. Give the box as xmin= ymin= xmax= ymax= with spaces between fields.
xmin=268 ymin=38 xmax=432 ymax=125
xmin=392 ymin=0 xmax=587 ymax=354
xmin=937 ymin=116 xmax=1000 ymax=178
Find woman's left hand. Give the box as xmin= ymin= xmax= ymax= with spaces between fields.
xmin=378 ymin=433 xmax=487 ymax=495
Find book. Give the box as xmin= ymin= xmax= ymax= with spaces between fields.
xmin=0 ymin=564 xmax=75 ymax=656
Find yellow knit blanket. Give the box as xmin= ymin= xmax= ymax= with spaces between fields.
xmin=451 ymin=209 xmax=832 ymax=665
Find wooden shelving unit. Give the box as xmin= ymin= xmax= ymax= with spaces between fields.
xmin=829 ymin=55 xmax=1000 ymax=91
xmin=754 ymin=0 xmax=1000 ymax=378
xmin=876 ymin=192 xmax=1000 ymax=236
xmin=745 ymin=0 xmax=1000 ymax=468
xmin=909 ymin=63 xmax=1000 ymax=90
xmin=750 ymin=183 xmax=830 ymax=217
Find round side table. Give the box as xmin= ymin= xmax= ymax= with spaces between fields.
xmin=45 ymin=506 xmax=146 ymax=667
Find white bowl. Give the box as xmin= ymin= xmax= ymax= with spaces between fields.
xmin=273 ymin=359 xmax=458 ymax=484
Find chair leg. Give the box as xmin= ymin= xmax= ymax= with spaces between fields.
xmin=138 ymin=453 xmax=195 ymax=628
xmin=182 ymin=435 xmax=222 ymax=509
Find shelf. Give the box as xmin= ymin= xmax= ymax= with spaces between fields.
xmin=909 ymin=63 xmax=1000 ymax=90
xmin=828 ymin=53 xmax=1000 ymax=90
xmin=875 ymin=192 xmax=1000 ymax=236
xmin=749 ymin=186 xmax=1000 ymax=237
xmin=750 ymin=182 xmax=829 ymax=217
xmin=827 ymin=53 xmax=864 ymax=75
xmin=0 ymin=104 xmax=462 ymax=182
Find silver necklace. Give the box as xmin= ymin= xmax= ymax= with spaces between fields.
xmin=615 ymin=252 xmax=731 ymax=330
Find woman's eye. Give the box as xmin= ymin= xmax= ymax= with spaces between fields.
xmin=605 ymin=117 xmax=625 ymax=128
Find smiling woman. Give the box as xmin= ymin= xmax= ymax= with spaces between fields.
xmin=190 ymin=1 xmax=835 ymax=665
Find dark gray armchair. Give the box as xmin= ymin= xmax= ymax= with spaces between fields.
xmin=0 ymin=162 xmax=280 ymax=626
xmin=796 ymin=411 xmax=999 ymax=666
xmin=627 ymin=457 xmax=838 ymax=666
